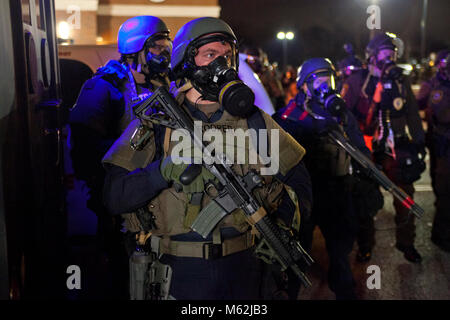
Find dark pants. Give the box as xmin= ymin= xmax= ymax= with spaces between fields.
xmin=353 ymin=178 xmax=383 ymax=252
xmin=87 ymin=178 xmax=129 ymax=299
xmin=300 ymin=176 xmax=358 ymax=300
xmin=432 ymin=156 xmax=450 ymax=246
xmin=160 ymin=248 xmax=264 ymax=300
xmin=356 ymin=209 xmax=376 ymax=252
xmin=376 ymin=155 xmax=416 ymax=247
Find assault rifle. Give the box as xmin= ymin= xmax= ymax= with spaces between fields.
xmin=307 ymin=109 xmax=424 ymax=219
xmin=132 ymin=86 xmax=314 ymax=287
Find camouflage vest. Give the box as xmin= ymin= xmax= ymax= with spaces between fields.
xmin=102 ymin=105 xmax=306 ymax=237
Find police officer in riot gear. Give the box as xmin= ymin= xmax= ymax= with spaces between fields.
xmin=273 ymin=58 xmax=374 ymax=299
xmin=102 ymin=17 xmax=312 ymax=300
xmin=417 ymin=50 xmax=450 ymax=252
xmin=341 ymin=32 xmax=426 ymax=263
xmin=337 ymin=44 xmax=364 ymax=91
xmin=338 ymin=46 xmax=382 ymax=263
xmin=417 ymin=49 xmax=450 ymax=192
xmin=68 ymin=16 xmax=172 ymax=298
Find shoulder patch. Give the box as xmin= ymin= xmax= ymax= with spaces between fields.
xmin=95 ymin=60 xmax=128 ymax=81
xmin=431 ymin=90 xmax=444 ymax=104
xmin=393 ymin=97 xmax=405 ymax=111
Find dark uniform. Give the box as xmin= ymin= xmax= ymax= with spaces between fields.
xmin=102 ymin=17 xmax=313 ymax=300
xmin=342 ymin=33 xmax=426 ymax=263
xmin=274 ymin=58 xmax=373 ymax=299
xmin=341 ymin=67 xmax=384 ymax=261
xmin=417 ymin=51 xmax=450 ymax=252
xmin=338 ymin=54 xmax=383 ymax=262
xmin=69 ymin=16 xmax=171 ymax=298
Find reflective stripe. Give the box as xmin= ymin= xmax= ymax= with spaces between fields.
xmin=218 ymin=80 xmax=241 ymax=105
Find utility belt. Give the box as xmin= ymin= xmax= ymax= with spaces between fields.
xmin=160 ymin=230 xmax=255 ymax=260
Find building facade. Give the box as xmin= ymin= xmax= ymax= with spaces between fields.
xmin=55 ymin=0 xmax=221 ymax=45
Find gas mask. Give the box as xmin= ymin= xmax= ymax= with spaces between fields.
xmin=308 ymin=76 xmax=346 ymax=117
xmin=191 ymin=56 xmax=255 ymax=117
xmin=376 ymin=57 xmax=403 ymax=81
xmin=145 ymin=50 xmax=170 ymax=75
xmin=141 ymin=35 xmax=172 ymax=77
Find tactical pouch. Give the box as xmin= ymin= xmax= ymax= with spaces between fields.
xmin=391 ymin=142 xmax=426 ymax=184
xmin=129 ymin=251 xmax=154 ymax=300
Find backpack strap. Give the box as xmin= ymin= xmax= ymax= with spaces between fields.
xmin=246 ymin=109 xmax=267 ymax=156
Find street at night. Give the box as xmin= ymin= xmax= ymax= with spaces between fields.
xmin=299 ymin=158 xmax=450 ymax=300
xmin=1 ymin=0 xmax=449 ymax=305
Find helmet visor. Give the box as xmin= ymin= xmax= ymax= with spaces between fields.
xmin=306 ymin=70 xmax=336 ymax=91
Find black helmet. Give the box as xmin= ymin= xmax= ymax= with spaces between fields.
xmin=435 ymin=49 xmax=450 ymax=66
xmin=337 ymin=55 xmax=363 ymax=73
xmin=117 ymin=16 xmax=170 ymax=54
xmin=365 ymin=32 xmax=404 ymax=61
xmin=241 ymin=45 xmax=264 ymax=73
xmin=171 ymin=17 xmax=238 ymax=77
xmin=297 ymin=57 xmax=336 ymax=88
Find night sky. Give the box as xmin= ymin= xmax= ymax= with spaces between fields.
xmin=219 ymin=0 xmax=450 ymax=69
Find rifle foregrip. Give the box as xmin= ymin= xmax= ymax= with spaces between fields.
xmin=255 ymin=215 xmax=312 ymax=287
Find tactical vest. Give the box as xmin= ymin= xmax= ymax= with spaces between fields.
xmin=102 ymin=105 xmax=306 ymax=240
xmin=280 ymin=98 xmax=351 ymax=178
xmin=307 ymin=135 xmax=351 ymax=178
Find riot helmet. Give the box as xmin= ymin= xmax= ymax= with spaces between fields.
xmin=297 ymin=58 xmax=346 ymax=117
xmin=241 ymin=45 xmax=264 ymax=74
xmin=365 ymin=32 xmax=404 ymax=79
xmin=337 ymin=55 xmax=363 ymax=77
xmin=297 ymin=58 xmax=337 ymax=90
xmin=365 ymin=32 xmax=404 ymax=62
xmin=117 ymin=16 xmax=172 ymax=76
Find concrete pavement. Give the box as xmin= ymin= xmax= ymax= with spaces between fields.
xmin=298 ymin=158 xmax=450 ymax=300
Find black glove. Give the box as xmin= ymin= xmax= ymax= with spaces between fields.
xmin=311 ymin=117 xmax=340 ymax=135
xmin=308 ymin=103 xmax=341 ymax=135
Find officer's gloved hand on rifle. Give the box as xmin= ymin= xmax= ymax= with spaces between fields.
xmin=160 ymin=155 xmax=216 ymax=193
xmin=306 ymin=102 xmax=341 ymax=135
xmin=312 ymin=117 xmax=341 ymax=136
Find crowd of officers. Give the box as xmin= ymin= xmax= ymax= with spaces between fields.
xmin=68 ymin=15 xmax=450 ymax=300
